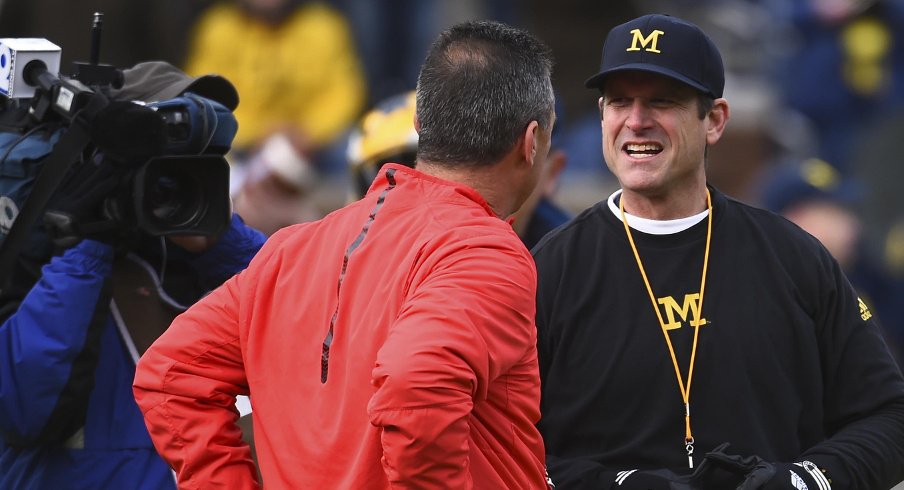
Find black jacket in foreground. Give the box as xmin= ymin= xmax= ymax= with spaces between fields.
xmin=533 ymin=187 xmax=904 ymax=490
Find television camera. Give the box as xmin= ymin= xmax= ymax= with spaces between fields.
xmin=0 ymin=12 xmax=233 ymax=256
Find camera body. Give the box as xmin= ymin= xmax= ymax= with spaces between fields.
xmin=110 ymin=93 xmax=235 ymax=238
xmin=0 ymin=38 xmax=235 ymax=252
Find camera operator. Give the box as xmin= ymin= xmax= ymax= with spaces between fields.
xmin=0 ymin=61 xmax=266 ymax=489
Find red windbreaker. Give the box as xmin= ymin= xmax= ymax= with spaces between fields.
xmin=133 ymin=164 xmax=548 ymax=489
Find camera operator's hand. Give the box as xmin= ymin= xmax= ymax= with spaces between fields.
xmin=166 ymin=234 xmax=219 ymax=254
xmin=43 ymin=154 xmax=131 ymax=249
xmin=44 ymin=100 xmax=168 ymax=249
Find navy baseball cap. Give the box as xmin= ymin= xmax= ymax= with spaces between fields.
xmin=760 ymin=158 xmax=862 ymax=213
xmin=585 ymin=14 xmax=725 ymax=98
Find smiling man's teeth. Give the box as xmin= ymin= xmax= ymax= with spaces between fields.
xmin=625 ymin=143 xmax=662 ymax=156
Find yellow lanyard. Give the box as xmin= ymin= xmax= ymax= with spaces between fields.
xmin=619 ymin=189 xmax=713 ymax=469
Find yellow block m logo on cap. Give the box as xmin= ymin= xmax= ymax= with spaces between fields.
xmin=627 ymin=29 xmax=664 ymax=53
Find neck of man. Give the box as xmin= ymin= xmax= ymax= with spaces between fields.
xmin=619 ymin=180 xmax=709 ymax=220
xmin=417 ymin=159 xmax=523 ymax=219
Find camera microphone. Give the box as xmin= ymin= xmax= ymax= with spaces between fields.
xmin=0 ymin=38 xmax=61 ymax=99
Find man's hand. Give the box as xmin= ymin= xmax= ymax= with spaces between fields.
xmin=687 ymin=443 xmax=760 ymax=489
xmin=736 ymin=461 xmax=832 ymax=490
xmin=166 ymin=234 xmax=219 ymax=254
xmin=43 ymin=156 xmax=129 ymax=248
xmin=691 ymin=444 xmax=832 ymax=490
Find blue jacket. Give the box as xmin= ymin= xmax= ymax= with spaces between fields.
xmin=0 ymin=215 xmax=266 ymax=489
xmin=522 ymin=197 xmax=572 ymax=251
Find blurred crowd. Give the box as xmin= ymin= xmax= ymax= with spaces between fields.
xmin=1 ymin=0 xmax=902 ymax=355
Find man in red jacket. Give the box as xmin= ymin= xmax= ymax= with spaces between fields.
xmin=133 ymin=20 xmax=556 ymax=489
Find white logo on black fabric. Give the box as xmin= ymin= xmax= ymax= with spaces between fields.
xmin=790 ymin=469 xmax=809 ymax=490
xmin=0 ymin=196 xmax=18 ymax=234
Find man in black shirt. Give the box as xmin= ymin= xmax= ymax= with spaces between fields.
xmin=533 ymin=13 xmax=904 ymax=490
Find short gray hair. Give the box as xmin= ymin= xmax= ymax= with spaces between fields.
xmin=416 ymin=21 xmax=555 ymax=167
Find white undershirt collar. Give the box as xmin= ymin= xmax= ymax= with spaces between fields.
xmin=607 ymin=189 xmax=709 ymax=235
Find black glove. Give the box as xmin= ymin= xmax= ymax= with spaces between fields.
xmin=688 ymin=443 xmax=762 ymax=489
xmin=43 ymin=153 xmax=130 ymax=248
xmin=601 ymin=449 xmax=750 ymax=490
xmin=736 ymin=460 xmax=832 ymax=490
xmin=43 ymin=99 xmax=167 ymax=249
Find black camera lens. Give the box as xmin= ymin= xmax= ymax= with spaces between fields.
xmin=147 ymin=171 xmax=205 ymax=227
xmin=134 ymin=155 xmax=230 ymax=237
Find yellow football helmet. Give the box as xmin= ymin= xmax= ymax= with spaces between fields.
xmin=346 ymin=91 xmax=418 ymax=198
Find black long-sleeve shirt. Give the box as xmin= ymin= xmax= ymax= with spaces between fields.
xmin=533 ymin=187 xmax=904 ymax=490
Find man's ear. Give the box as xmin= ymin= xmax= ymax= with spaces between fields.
xmin=706 ymin=98 xmax=730 ymax=145
xmin=413 ymin=113 xmax=421 ymax=134
xmin=522 ymin=120 xmax=540 ymax=166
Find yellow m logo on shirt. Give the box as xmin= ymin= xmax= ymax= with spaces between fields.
xmin=858 ymin=297 xmax=873 ymax=321
xmin=658 ymin=294 xmax=707 ymax=330
xmin=627 ymin=29 xmax=664 ymax=53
